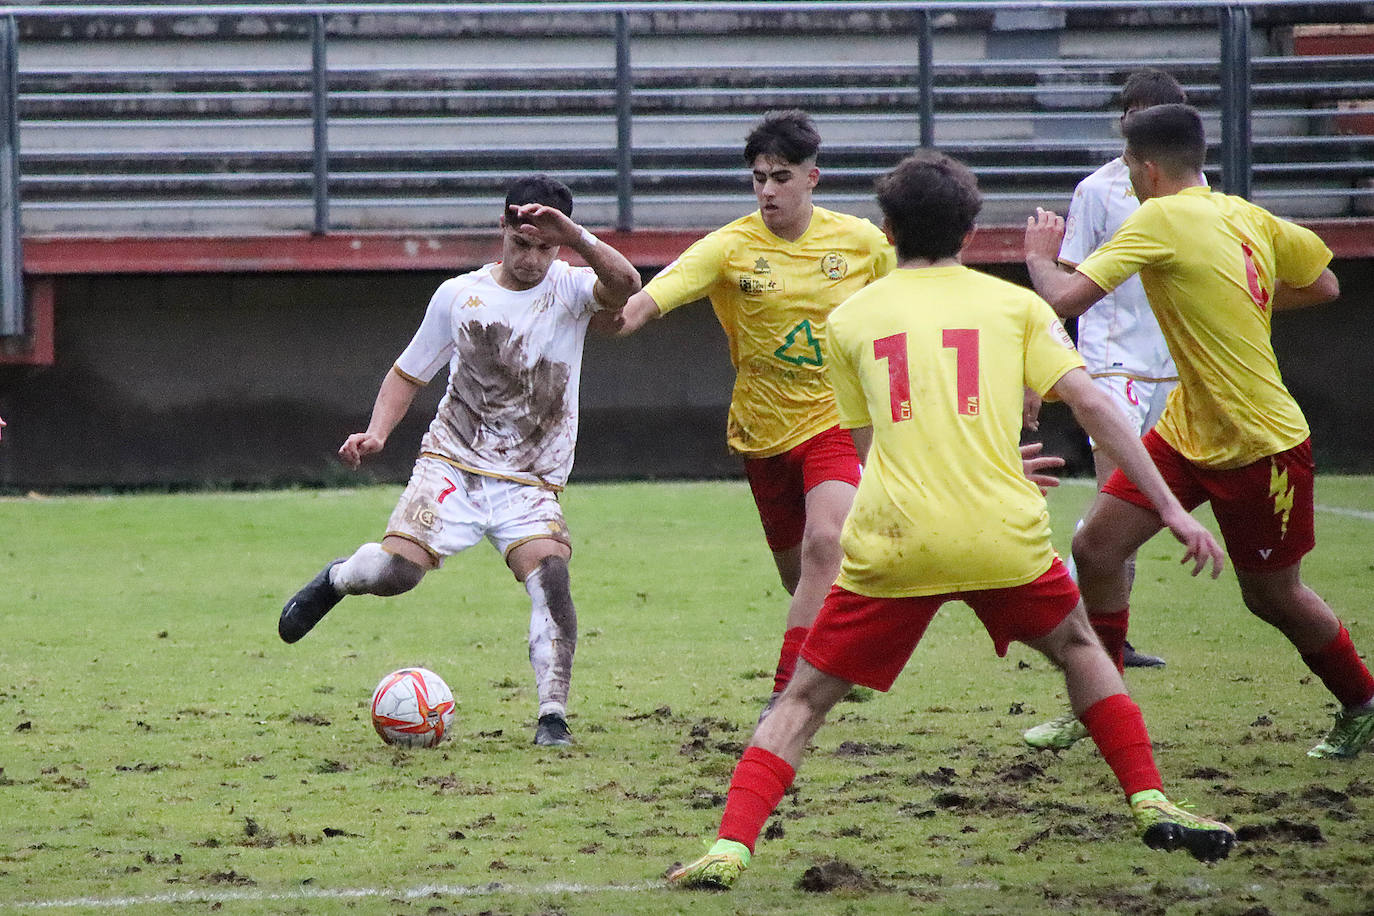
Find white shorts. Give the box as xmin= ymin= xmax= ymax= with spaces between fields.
xmin=1087 ymin=373 xmax=1178 ymax=447
xmin=385 ymin=457 xmax=571 ymax=565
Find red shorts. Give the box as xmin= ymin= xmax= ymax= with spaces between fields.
xmin=800 ymin=560 xmax=1081 ymax=692
xmin=1101 ymin=430 xmax=1315 ymax=572
xmin=744 ymin=426 xmax=862 ymax=552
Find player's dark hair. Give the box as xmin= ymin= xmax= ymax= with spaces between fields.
xmin=1120 ymin=69 xmax=1187 ymax=114
xmin=744 ymin=109 xmax=822 ymax=165
xmin=504 ymin=174 xmax=574 ymax=224
xmin=875 ymin=151 xmax=982 ymax=261
xmin=1123 ymin=103 xmax=1206 ymax=178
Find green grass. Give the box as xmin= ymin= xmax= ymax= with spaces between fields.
xmin=2 ymin=478 xmax=1372 ymax=914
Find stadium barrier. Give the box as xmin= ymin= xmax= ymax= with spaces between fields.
xmin=0 ymin=2 xmax=1371 ymax=485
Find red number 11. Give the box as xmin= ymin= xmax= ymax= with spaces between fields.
xmin=873 ymin=329 xmax=980 ymax=422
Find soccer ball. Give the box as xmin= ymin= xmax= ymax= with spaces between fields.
xmin=369 ymin=667 xmax=456 ymax=748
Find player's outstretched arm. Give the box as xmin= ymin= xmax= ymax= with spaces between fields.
xmin=1052 ymin=367 xmax=1225 ymax=579
xmin=1273 ymin=268 xmax=1340 ymax=311
xmin=596 ymin=289 xmax=663 ymax=338
xmin=338 ymin=367 xmax=422 ymax=470
xmin=1024 ymin=208 xmax=1109 ymax=319
xmin=508 ymin=203 xmax=641 ymax=309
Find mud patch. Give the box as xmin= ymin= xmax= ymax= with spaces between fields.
xmin=1235 ymin=819 xmax=1325 ymax=844
xmin=796 ymin=858 xmax=887 ymax=893
xmin=625 ymin=705 xmax=674 ymax=722
xmin=834 ymin=741 xmax=907 ymax=757
xmin=996 ymin=761 xmax=1044 ymax=783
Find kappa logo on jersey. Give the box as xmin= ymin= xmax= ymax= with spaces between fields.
xmin=462 ymin=296 xmax=484 ymax=310
xmin=774 ymin=319 xmax=823 ymax=366
xmin=820 ymin=252 xmax=848 ymax=280
xmin=1269 ymin=461 xmax=1295 ymax=539
xmin=532 ymin=291 xmax=555 ymax=314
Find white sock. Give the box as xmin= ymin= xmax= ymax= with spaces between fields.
xmin=526 ymin=560 xmax=576 ymax=720
xmin=332 ymin=543 xmax=424 ymax=596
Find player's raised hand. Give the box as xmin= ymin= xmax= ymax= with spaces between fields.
xmin=1019 ymin=441 xmax=1064 ymax=493
xmin=508 ymin=203 xmax=581 ymax=248
xmin=338 ymin=432 xmax=386 ymax=470
xmin=1024 ymin=207 xmax=1066 ymax=262
xmin=1158 ymin=505 xmax=1226 ymax=579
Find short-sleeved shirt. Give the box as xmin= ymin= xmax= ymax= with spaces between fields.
xmin=644 ymin=207 xmax=896 ymax=458
xmin=1076 ymin=187 xmax=1332 ymax=470
xmin=393 ymin=259 xmax=601 ymax=489
xmin=1059 ymin=157 xmax=1177 ymax=382
xmin=826 ymin=265 xmax=1085 ymax=597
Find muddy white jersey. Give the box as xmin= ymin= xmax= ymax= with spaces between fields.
xmin=393 ymin=260 xmax=600 ymax=489
xmin=1059 ymin=157 xmax=1177 ymax=383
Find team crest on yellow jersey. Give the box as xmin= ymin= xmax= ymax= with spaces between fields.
xmin=820 ymin=252 xmax=848 ymax=280
xmin=753 ymin=257 xmax=772 ymax=274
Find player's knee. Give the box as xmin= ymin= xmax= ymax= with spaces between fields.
xmin=534 ymin=553 xmax=570 ymax=593
xmin=799 ymin=524 xmax=844 ymax=571
xmin=1070 ymin=529 xmax=1117 ymax=576
xmin=1032 ymin=607 xmax=1098 ymax=669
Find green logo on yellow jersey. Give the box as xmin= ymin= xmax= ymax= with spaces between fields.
xmin=775 ymin=319 xmax=823 ymax=367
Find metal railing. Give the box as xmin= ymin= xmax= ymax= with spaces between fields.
xmin=3 ymin=1 xmax=1374 ymax=339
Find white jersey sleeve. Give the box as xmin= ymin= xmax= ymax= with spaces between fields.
xmin=1059 ymin=169 xmax=1111 ymax=267
xmin=553 ymin=264 xmax=600 ymax=318
xmin=394 ymin=277 xmax=467 ymax=384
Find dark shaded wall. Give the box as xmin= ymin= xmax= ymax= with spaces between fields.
xmin=0 ymin=258 xmax=1370 ymax=489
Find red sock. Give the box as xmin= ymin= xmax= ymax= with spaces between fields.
xmin=772 ymin=627 xmax=809 ymax=694
xmin=717 ymin=746 xmax=795 ymax=853
xmin=1090 ymin=608 xmax=1130 ymax=674
xmin=1080 ymin=693 xmax=1162 ymax=800
xmin=1301 ymin=624 xmax=1374 ymax=709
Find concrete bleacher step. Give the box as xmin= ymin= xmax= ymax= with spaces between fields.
xmin=9 ymin=9 xmax=1373 ymax=235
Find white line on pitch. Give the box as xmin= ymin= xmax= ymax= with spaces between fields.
xmin=1316 ymin=503 xmax=1374 ymax=520
xmin=6 ymin=881 xmax=662 ymax=911
xmin=1060 ymin=477 xmax=1374 ymax=520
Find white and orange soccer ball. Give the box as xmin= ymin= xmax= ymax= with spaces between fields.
xmin=369 ymin=667 xmax=456 ymax=748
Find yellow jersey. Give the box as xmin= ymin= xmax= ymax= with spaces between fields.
xmin=1076 ymin=187 xmax=1332 ymax=469
xmin=644 ymin=207 xmax=896 ymax=457
xmin=827 ymin=265 xmax=1085 ymax=597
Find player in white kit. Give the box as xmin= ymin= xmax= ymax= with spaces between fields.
xmin=1022 ymin=70 xmax=1187 ymax=749
xmin=278 ymin=175 xmax=641 ymax=747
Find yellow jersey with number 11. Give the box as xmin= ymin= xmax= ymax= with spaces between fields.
xmin=827 ymin=266 xmax=1085 ymax=598
xmin=644 ymin=207 xmax=895 ymax=458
